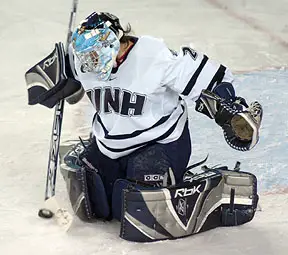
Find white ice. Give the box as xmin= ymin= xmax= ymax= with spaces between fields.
xmin=0 ymin=0 xmax=288 ymax=254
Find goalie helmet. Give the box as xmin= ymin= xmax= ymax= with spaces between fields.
xmin=71 ymin=12 xmax=124 ymax=81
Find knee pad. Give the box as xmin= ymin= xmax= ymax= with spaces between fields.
xmin=126 ymin=145 xmax=174 ymax=187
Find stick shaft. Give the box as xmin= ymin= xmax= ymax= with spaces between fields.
xmin=44 ymin=0 xmax=79 ymax=200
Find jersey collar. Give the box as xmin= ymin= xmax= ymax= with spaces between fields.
xmin=112 ymin=37 xmax=138 ymax=73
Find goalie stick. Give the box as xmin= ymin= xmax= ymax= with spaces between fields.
xmin=38 ymin=0 xmax=79 ymax=229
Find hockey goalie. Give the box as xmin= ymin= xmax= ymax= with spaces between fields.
xmin=25 ymin=11 xmax=263 ymax=242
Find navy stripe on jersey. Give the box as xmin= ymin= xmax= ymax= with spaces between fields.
xmin=206 ymin=64 xmax=226 ymax=91
xmin=95 ymin=113 xmax=172 ymax=140
xmin=181 ymin=55 xmax=209 ymax=96
xmin=98 ymin=105 xmax=186 ymax=153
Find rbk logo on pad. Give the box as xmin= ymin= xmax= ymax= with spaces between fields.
xmin=170 ymin=182 xmax=206 ymax=227
xmin=42 ymin=52 xmax=58 ymax=70
xmin=174 ymin=185 xmax=202 ymax=198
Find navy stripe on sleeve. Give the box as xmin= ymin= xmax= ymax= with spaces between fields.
xmin=206 ymin=64 xmax=226 ymax=91
xmin=181 ymin=55 xmax=209 ymax=96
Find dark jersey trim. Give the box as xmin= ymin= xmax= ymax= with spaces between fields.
xmin=181 ymin=55 xmax=209 ymax=96
xmin=95 ymin=112 xmax=172 ymax=140
xmin=98 ymin=105 xmax=186 ymax=153
xmin=206 ymin=64 xmax=226 ymax=91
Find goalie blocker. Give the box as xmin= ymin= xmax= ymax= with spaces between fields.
xmin=59 ymin=140 xmax=258 ymax=242
xmin=25 ymin=42 xmax=84 ymax=108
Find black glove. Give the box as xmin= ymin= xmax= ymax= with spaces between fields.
xmin=221 ymin=101 xmax=263 ymax=151
xmin=195 ymin=89 xmax=263 ymax=151
xmin=214 ymin=97 xmax=248 ymax=127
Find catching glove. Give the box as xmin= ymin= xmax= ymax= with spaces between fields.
xmin=196 ymin=89 xmax=263 ymax=151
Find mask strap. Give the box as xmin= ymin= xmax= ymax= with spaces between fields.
xmin=105 ymin=20 xmax=124 ymax=39
xmin=117 ymin=29 xmax=124 ymax=39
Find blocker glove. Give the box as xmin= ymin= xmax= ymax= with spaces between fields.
xmin=25 ymin=42 xmax=84 ymax=108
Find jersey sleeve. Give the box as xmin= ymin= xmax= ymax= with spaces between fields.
xmin=159 ymin=46 xmax=234 ymax=102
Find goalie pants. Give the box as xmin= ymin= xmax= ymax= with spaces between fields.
xmin=82 ymin=121 xmax=191 ymax=208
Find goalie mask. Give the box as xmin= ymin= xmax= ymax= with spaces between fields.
xmin=71 ymin=12 xmax=124 ymax=81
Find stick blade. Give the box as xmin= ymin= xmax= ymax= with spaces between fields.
xmin=43 ymin=196 xmax=74 ymax=231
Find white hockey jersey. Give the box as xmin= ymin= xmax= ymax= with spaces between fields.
xmin=69 ymin=36 xmax=234 ymax=159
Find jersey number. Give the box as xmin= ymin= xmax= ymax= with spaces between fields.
xmin=182 ymin=47 xmax=198 ymax=61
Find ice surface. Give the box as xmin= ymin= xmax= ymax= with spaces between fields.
xmin=0 ymin=0 xmax=288 ymax=254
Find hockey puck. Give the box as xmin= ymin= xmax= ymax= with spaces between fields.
xmin=38 ymin=208 xmax=54 ymax=219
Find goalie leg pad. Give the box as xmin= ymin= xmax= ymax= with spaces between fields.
xmin=79 ymin=137 xmax=126 ymax=208
xmin=119 ymin=165 xmax=258 ymax=242
xmin=112 ymin=179 xmax=160 ymax=221
xmin=120 ymin=171 xmax=223 ymax=242
xmin=60 ymin=162 xmax=93 ymax=222
xmin=220 ymin=169 xmax=258 ymax=226
xmin=60 ymin=141 xmax=111 ymax=221
xmin=85 ymin=169 xmax=110 ymax=219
